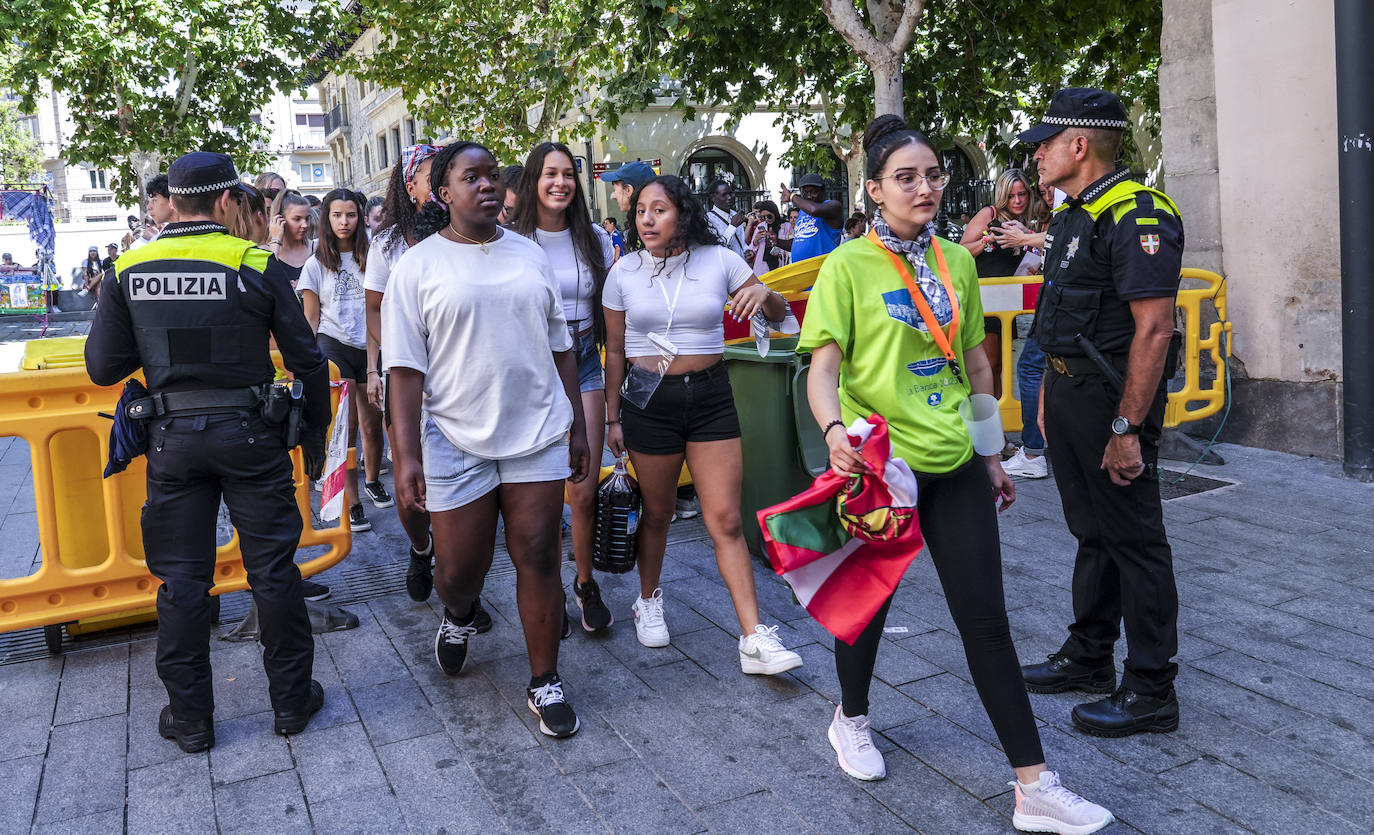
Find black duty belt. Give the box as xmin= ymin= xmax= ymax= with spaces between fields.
xmin=1046 ymin=354 xmax=1126 ymax=379
xmin=127 ymin=386 xmax=266 ymax=419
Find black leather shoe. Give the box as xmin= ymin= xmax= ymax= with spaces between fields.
xmin=274 ymin=680 xmax=325 ymax=735
xmin=1022 ymin=653 xmax=1116 ymax=694
xmin=159 ymin=705 xmax=214 ymax=753
xmin=471 ymin=597 xmax=493 ymax=634
xmin=1073 ymin=687 xmax=1179 ymax=737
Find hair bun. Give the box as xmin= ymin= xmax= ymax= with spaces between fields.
xmin=863 ymin=114 xmax=910 ymax=153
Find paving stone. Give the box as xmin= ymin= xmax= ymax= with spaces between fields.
xmin=900 ymin=627 xmax=979 ymax=682
xmin=30 ymin=808 xmax=125 ymax=834
xmin=33 ymin=714 xmax=126 ymax=825
xmin=126 ymin=756 xmax=216 ymax=835
xmin=432 ymin=673 xmax=541 ymax=761
xmin=884 ymin=713 xmax=1014 ymax=800
xmin=1270 ymin=717 xmax=1374 ymax=777
xmin=308 ymin=787 xmax=406 ymax=835
xmin=1284 ymin=624 xmax=1374 ymax=671
xmin=1189 ymin=651 xmax=1374 ymax=736
xmin=550 ymin=633 xmax=657 ymax=711
xmin=53 ymin=645 xmax=128 ymax=726
xmin=206 ymin=641 xmax=275 ymax=721
xmin=1188 ymin=621 xmax=1374 ymax=693
xmin=0 ymin=656 xmax=60 ymax=762
xmin=375 ymin=732 xmax=504 ymax=834
xmin=694 ymin=790 xmax=811 ymax=835
xmin=471 ymin=745 xmax=609 ymax=832
xmin=290 ymin=721 xmax=388 ymax=804
xmin=299 ymin=652 xmax=361 ymax=733
xmin=208 ymin=711 xmax=294 ymax=786
xmin=899 ymin=673 xmax=1045 ymax=750
xmin=857 ymin=748 xmax=1011 ymax=833
xmin=570 ymin=757 xmax=704 ymax=834
xmin=1180 ymin=667 xmax=1313 ymax=735
xmin=1158 ymin=756 xmax=1365 ymax=835
xmin=214 ymin=770 xmax=311 ymax=835
xmin=1278 ymin=593 xmax=1374 ymax=639
xmin=782 ymin=641 xmax=931 ymax=732
xmin=365 ymin=594 xmax=435 ymax=642
xmin=0 ymin=754 xmax=41 ymax=835
xmin=1176 ymin=565 xmax=1306 ymax=607
xmin=321 ymin=609 xmax=411 ymax=688
xmin=350 ymin=677 xmax=442 ymax=747
xmin=870 ymin=636 xmax=943 ymax=688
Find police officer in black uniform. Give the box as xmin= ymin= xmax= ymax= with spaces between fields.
xmin=1015 ymin=90 xmax=1185 ymax=737
xmin=85 ymin=152 xmax=332 ymax=752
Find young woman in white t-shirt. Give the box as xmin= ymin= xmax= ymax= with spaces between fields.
xmin=510 ymin=141 xmax=617 ymax=636
xmin=604 ymin=174 xmax=803 ymax=676
xmin=299 ymin=189 xmax=387 ymax=533
xmin=265 ymin=190 xmax=314 ymax=280
xmin=383 ymin=142 xmax=590 ymax=739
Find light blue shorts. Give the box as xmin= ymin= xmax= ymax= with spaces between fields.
xmin=421 ymin=417 xmax=571 ymax=512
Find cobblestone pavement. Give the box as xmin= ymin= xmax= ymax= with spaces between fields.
xmin=1 ymin=379 xmax=1372 ymax=834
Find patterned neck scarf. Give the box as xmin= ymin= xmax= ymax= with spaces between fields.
xmin=870 ymin=206 xmax=950 ymax=323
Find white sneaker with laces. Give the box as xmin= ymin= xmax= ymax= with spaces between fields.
xmin=739 ymin=624 xmax=803 ymax=674
xmin=1012 ymin=770 xmax=1114 ymax=834
xmin=1003 ymin=447 xmax=1049 ymax=479
xmin=827 ymin=705 xmax=885 ymax=781
xmin=632 ymin=588 xmax=670 ymax=648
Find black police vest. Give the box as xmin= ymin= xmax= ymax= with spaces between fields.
xmin=113 ymin=229 xmax=274 ymax=393
xmin=1033 ymin=180 xmax=1179 ymax=356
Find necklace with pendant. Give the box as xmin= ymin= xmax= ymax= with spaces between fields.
xmin=449 ymin=223 xmax=500 ymax=253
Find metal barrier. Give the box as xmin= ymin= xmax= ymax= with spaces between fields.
xmin=979 ymin=269 xmax=1232 ymax=430
xmin=0 ymin=360 xmax=350 ymax=646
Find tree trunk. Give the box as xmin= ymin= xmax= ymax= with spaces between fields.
xmin=873 ymin=58 xmax=903 ymax=119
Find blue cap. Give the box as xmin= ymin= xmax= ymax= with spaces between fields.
xmin=168 ymin=152 xmax=249 ymax=197
xmin=600 ymin=161 xmax=656 ymax=189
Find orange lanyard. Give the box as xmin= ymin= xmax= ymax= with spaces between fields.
xmin=866 ymin=229 xmax=964 ymax=384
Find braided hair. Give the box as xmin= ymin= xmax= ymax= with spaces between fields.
xmin=414 ymin=141 xmax=489 ymax=241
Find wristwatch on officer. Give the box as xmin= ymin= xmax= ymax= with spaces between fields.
xmin=1111 ymin=416 xmax=1142 ymax=436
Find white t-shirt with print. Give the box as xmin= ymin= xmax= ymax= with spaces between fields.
xmin=382 ymin=231 xmax=574 ymax=460
xmin=603 ymin=244 xmax=752 ymax=357
xmin=297 ymin=251 xmax=366 ymax=349
xmin=532 ymin=224 xmax=615 ymax=333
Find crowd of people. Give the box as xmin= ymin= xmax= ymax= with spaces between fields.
xmin=83 ymin=83 xmax=1190 ymax=835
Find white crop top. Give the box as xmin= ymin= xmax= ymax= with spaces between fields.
xmin=533 ymin=224 xmax=615 ymax=331
xmin=603 ymin=245 xmax=753 ymax=356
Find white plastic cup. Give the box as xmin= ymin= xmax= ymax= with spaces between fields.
xmin=958 ymin=393 xmax=1005 ymax=456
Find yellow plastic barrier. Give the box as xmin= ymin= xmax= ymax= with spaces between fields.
xmin=0 ymin=355 xmax=350 ymax=641
xmin=23 ymin=336 xmax=88 ymax=370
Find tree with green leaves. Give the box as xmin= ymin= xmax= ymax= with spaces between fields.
xmin=343 ymin=0 xmax=659 ymax=166
xmin=0 ymin=0 xmax=345 ymax=206
xmin=619 ymin=0 xmax=1161 ymax=178
xmin=0 ymin=101 xmax=43 ymax=185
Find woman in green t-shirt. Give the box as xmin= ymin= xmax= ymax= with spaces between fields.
xmin=798 ymin=115 xmax=1113 ymax=835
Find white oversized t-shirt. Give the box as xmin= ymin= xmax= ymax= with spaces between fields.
xmin=382 ymin=231 xmax=574 ymax=460
xmin=603 ymin=245 xmax=753 ymax=356
xmin=363 ymin=226 xmax=407 ymax=295
xmin=532 ymin=224 xmax=615 ymax=332
xmin=297 ymin=251 xmax=366 ymax=349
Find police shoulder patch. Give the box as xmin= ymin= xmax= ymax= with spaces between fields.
xmin=1139 ymin=234 xmax=1160 ymax=255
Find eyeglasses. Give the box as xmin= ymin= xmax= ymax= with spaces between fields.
xmin=874 ymin=171 xmax=950 ymax=192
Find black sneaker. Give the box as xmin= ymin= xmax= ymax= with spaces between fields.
xmin=434 ymin=607 xmax=478 ymax=675
xmin=364 ymin=480 xmax=394 ymax=509
xmin=573 ymin=578 xmax=613 ymax=632
xmin=527 ymin=673 xmax=579 ymax=738
xmin=406 ymin=538 xmax=433 ymax=602
xmin=273 ymin=680 xmax=325 ymax=735
xmin=1022 ymin=653 xmax=1116 ymax=694
xmin=349 ymin=503 xmax=372 ymax=533
xmin=158 ymin=706 xmax=214 ymax=752
xmin=301 ymin=579 xmax=331 ymax=601
xmin=561 ymin=599 xmax=572 ymax=640
xmin=471 ymin=598 xmax=493 ymax=634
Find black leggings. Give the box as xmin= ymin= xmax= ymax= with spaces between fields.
xmin=834 ymin=459 xmax=1046 ymax=768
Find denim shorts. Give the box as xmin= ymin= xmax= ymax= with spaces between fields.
xmin=574 ymin=328 xmax=605 ymax=393
xmin=620 ymin=361 xmax=741 ymax=455
xmin=420 ymin=417 xmax=571 ymax=512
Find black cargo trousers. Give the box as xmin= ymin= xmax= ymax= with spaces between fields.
xmin=142 ymin=410 xmax=313 ymax=721
xmin=1044 ymin=367 xmax=1179 ymax=698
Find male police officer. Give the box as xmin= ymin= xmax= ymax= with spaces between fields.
xmin=85 ymin=152 xmax=332 ymax=752
xmin=1016 ymin=89 xmax=1184 ymax=737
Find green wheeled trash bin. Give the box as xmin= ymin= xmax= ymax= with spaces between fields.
xmin=723 ymin=336 xmax=830 ymax=557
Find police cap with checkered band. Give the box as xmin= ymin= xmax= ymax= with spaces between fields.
xmin=167 ymin=152 xmax=250 ymax=198
xmin=1017 ymin=88 xmax=1130 ymax=144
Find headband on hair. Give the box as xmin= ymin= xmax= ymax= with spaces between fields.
xmin=402 ymin=144 xmax=442 ymax=183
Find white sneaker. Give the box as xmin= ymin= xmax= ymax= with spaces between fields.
xmin=1012 ymin=770 xmax=1114 ymax=834
xmin=827 ymin=705 xmax=885 ymax=781
xmin=1003 ymin=448 xmax=1049 ymax=479
xmin=739 ymin=624 xmax=803 ymax=675
xmin=632 ymin=588 xmax=670 ymax=648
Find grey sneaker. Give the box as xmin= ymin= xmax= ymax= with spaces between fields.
xmin=1012 ymin=770 xmax=1114 ymax=834
xmin=827 ymin=705 xmax=885 ymax=781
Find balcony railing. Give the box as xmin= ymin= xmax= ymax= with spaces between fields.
xmin=324 ymin=105 xmax=349 ymax=138
xmin=293 ymin=130 xmax=327 ymax=150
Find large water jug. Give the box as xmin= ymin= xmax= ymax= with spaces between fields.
xmin=593 ymin=458 xmax=640 ymax=573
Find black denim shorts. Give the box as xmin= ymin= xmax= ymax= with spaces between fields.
xmin=621 ymin=361 xmax=741 ymax=455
